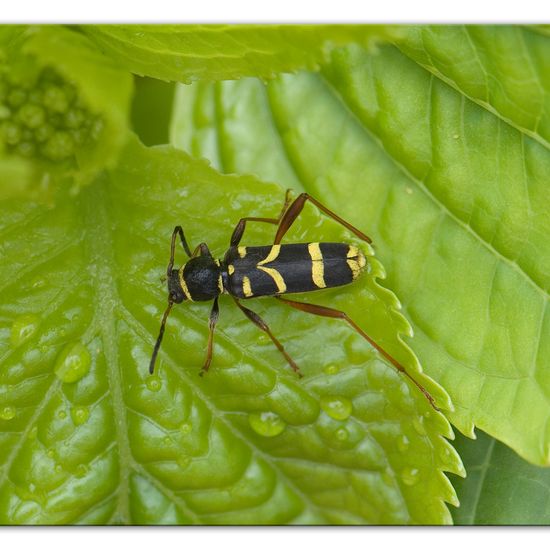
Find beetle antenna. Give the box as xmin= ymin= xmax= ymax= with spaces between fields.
xmin=149 ymin=300 xmax=174 ymax=374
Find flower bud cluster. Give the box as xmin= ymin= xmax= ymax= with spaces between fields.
xmin=0 ymin=66 xmax=103 ymax=163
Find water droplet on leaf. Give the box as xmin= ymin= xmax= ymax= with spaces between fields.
xmin=54 ymin=342 xmax=91 ymax=383
xmin=0 ymin=406 xmax=16 ymax=420
xmin=248 ymin=411 xmax=286 ymax=437
xmin=146 ymin=376 xmax=162 ymax=392
xmin=401 ymin=467 xmax=420 ymax=486
xmin=70 ymin=406 xmax=90 ymax=426
xmin=180 ymin=422 xmax=192 ymax=434
xmin=320 ymin=395 xmax=353 ymax=421
xmin=323 ymin=364 xmax=339 ymax=375
xmin=335 ymin=427 xmax=349 ymax=441
xmin=10 ymin=314 xmax=40 ymax=347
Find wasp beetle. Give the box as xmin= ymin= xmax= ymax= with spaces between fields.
xmin=150 ymin=191 xmax=436 ymax=409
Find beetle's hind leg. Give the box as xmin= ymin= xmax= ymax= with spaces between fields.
xmin=275 ymin=296 xmax=437 ymax=409
xmin=233 ymin=297 xmax=303 ymax=378
xmin=230 ymin=190 xmax=292 ymax=247
xmin=274 ymin=193 xmax=372 ymax=245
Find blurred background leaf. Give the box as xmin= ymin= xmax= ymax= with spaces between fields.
xmin=82 ymin=24 xmax=404 ymax=82
xmin=451 ymin=430 xmax=550 ymax=525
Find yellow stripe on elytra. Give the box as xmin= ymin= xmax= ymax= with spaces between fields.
xmin=308 ymin=242 xmax=326 ymax=288
xmin=227 ymin=264 xmax=235 ymax=275
xmin=242 ymin=276 xmax=253 ymax=297
xmin=257 ymin=245 xmax=281 ymax=266
xmin=346 ymin=245 xmax=367 ymax=280
xmin=255 ymin=244 xmax=286 ymax=293
xmin=178 ymin=266 xmax=193 ymax=301
xmin=238 ymin=246 xmax=247 ymax=258
xmin=257 ymin=266 xmax=287 ymax=293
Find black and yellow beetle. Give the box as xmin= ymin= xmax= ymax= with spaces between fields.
xmin=150 ymin=191 xmax=436 ymax=408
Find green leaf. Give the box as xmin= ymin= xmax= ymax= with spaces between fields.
xmin=81 ymin=24 xmax=403 ymax=83
xmin=0 ymin=136 xmax=461 ymax=524
xmin=0 ymin=25 xmax=133 ymax=201
xmin=131 ymin=77 xmax=175 ymax=146
xmin=169 ymin=26 xmax=550 ymax=465
xmin=451 ymin=431 xmax=550 ymax=525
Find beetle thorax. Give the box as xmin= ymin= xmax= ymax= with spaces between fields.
xmin=179 ymin=256 xmax=222 ymax=302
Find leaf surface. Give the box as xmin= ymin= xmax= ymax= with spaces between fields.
xmin=0 ymin=136 xmax=461 ymax=524
xmin=81 ymin=25 xmax=402 ymax=83
xmin=169 ymin=26 xmax=550 ymax=465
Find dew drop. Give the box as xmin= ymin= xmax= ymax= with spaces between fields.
xmin=397 ymin=435 xmax=410 ymax=453
xmin=10 ymin=314 xmax=40 ymax=348
xmin=70 ymin=406 xmax=90 ymax=426
xmin=323 ymin=364 xmax=339 ymax=376
xmin=412 ymin=416 xmax=427 ymax=436
xmin=163 ymin=436 xmax=171 ymax=445
xmin=401 ymin=467 xmax=420 ymax=486
xmin=54 ymin=342 xmax=91 ymax=383
xmin=146 ymin=376 xmax=162 ymax=392
xmin=0 ymin=406 xmax=16 ymax=420
xmin=320 ymin=395 xmax=353 ymax=421
xmin=55 ymin=464 xmax=62 ymax=473
xmin=57 ymin=409 xmax=67 ymax=420
xmin=47 ymin=449 xmax=55 ymax=459
xmin=248 ymin=411 xmax=286 ymax=438
xmin=180 ymin=422 xmax=192 ymax=434
xmin=335 ymin=427 xmax=349 ymax=441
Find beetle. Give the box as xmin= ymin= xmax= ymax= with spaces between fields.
xmin=149 ymin=191 xmax=436 ymax=409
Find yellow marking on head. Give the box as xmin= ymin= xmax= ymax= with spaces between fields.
xmin=242 ymin=276 xmax=253 ymax=297
xmin=308 ymin=242 xmax=326 ymax=288
xmin=257 ymin=265 xmax=287 ymax=293
xmin=228 ymin=264 xmax=235 ymax=275
xmin=178 ymin=266 xmax=193 ymax=301
xmin=257 ymin=245 xmax=281 ymax=266
xmin=238 ymin=246 xmax=247 ymax=258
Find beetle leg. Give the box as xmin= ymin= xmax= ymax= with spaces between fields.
xmin=171 ymin=226 xmax=193 ymax=258
xmin=233 ymin=297 xmax=303 ymax=377
xmin=192 ymin=242 xmax=213 ymax=258
xmin=275 ymin=296 xmax=437 ymax=409
xmin=274 ymin=193 xmax=372 ymax=245
xmin=230 ymin=189 xmax=292 ymax=247
xmin=199 ymin=297 xmax=220 ymax=376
